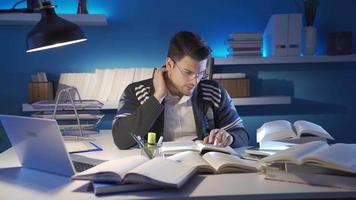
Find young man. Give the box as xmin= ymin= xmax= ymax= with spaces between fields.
xmin=112 ymin=31 xmax=249 ymax=150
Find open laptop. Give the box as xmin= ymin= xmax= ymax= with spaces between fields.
xmin=0 ymin=114 xmax=101 ymax=177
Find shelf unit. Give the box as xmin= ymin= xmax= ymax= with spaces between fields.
xmin=213 ymin=54 xmax=356 ymax=106
xmin=231 ymin=96 xmax=291 ymax=106
xmin=22 ymin=96 xmax=291 ymax=112
xmin=214 ymin=54 xmax=356 ymax=65
xmin=0 ymin=13 xmax=107 ymax=26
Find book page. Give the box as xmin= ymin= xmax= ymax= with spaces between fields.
xmin=303 ymin=143 xmax=356 ymax=173
xmin=260 ymin=141 xmax=329 ymax=165
xmin=72 ymin=155 xmax=149 ymax=183
xmin=293 ymin=120 xmax=334 ymax=140
xmin=203 ymin=152 xmax=261 ymax=173
xmin=257 ymin=120 xmax=296 ymax=142
xmin=195 ymin=140 xmax=237 ymax=155
xmin=161 ymin=141 xmax=199 ymax=155
xmin=124 ymin=157 xmax=197 ymax=188
xmin=168 ymin=151 xmax=215 ymax=173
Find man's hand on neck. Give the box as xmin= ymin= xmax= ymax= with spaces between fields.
xmin=153 ymin=68 xmax=168 ymax=102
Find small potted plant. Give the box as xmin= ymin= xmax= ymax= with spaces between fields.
xmin=304 ymin=0 xmax=319 ymax=26
xmin=303 ymin=0 xmax=319 ymax=55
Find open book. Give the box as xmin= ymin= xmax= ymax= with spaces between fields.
xmin=260 ymin=141 xmax=356 ymax=174
xmin=72 ymin=155 xmax=196 ymax=188
xmin=168 ymin=151 xmax=261 ymax=174
xmin=161 ymin=140 xmax=237 ymax=155
xmin=257 ymin=120 xmax=334 ymax=145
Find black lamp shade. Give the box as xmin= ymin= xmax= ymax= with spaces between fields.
xmin=26 ymin=4 xmax=87 ymax=53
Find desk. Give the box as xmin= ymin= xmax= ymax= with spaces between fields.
xmin=1 ymin=130 xmax=356 ymax=200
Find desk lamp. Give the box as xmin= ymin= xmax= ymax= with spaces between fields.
xmin=26 ymin=0 xmax=87 ymax=52
xmin=0 ymin=0 xmax=87 ymax=53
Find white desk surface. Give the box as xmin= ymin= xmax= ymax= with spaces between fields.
xmin=1 ymin=130 xmax=356 ymax=200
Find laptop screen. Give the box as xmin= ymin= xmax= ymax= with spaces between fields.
xmin=0 ymin=115 xmax=76 ymax=177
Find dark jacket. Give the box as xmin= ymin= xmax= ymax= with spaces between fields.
xmin=112 ymin=78 xmax=249 ymax=149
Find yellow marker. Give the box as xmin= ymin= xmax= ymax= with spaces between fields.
xmin=147 ymin=132 xmax=156 ymax=145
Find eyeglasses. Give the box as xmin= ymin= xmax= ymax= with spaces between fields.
xmin=171 ymin=58 xmax=207 ymax=80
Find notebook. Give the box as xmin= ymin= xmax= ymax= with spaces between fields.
xmin=0 ymin=114 xmax=103 ymax=177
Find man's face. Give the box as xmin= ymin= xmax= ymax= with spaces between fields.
xmin=166 ymin=55 xmax=207 ymax=96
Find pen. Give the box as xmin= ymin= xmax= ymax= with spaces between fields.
xmin=137 ymin=135 xmax=145 ymax=146
xmin=157 ymin=136 xmax=163 ymax=146
xmin=131 ymin=133 xmax=153 ymax=159
xmin=131 ymin=133 xmax=143 ymax=147
xmin=154 ymin=136 xmax=164 ymax=157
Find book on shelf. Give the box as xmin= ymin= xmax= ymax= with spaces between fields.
xmin=227 ymin=40 xmax=262 ymax=45
xmin=168 ymin=151 xmax=261 ymax=174
xmin=72 ymin=155 xmax=197 ymax=189
xmin=257 ymin=120 xmax=334 ymax=150
xmin=260 ymin=141 xmax=356 ymax=174
xmin=160 ymin=140 xmax=237 ymax=155
xmin=228 ymin=47 xmax=262 ymax=52
xmin=228 ymin=32 xmax=263 ymax=40
xmin=226 ymin=39 xmax=263 ymax=45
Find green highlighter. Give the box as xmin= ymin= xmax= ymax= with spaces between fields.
xmin=147 ymin=132 xmax=156 ymax=145
xmin=147 ymin=132 xmax=157 ymax=157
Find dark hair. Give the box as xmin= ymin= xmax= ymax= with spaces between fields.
xmin=167 ymin=31 xmax=211 ymax=62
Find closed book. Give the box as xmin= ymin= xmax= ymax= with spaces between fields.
xmin=229 ymin=32 xmax=263 ymax=40
xmin=92 ymin=182 xmax=161 ymax=195
xmin=227 ymin=40 xmax=262 ymax=44
xmin=228 ymin=47 xmax=262 ymax=52
xmin=264 ymin=162 xmax=356 ymax=190
xmin=260 ymin=141 xmax=356 ymax=174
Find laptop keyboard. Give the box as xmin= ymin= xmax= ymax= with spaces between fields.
xmin=72 ymin=161 xmax=95 ymax=172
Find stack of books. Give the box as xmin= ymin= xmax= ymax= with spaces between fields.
xmin=73 ymin=142 xmax=261 ymax=195
xmin=260 ymin=141 xmax=356 ymax=190
xmin=227 ymin=32 xmax=263 ymax=57
xmin=244 ymin=120 xmax=334 ymax=160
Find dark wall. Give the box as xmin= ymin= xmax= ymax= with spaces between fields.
xmin=1 ymin=0 xmax=355 ymax=151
